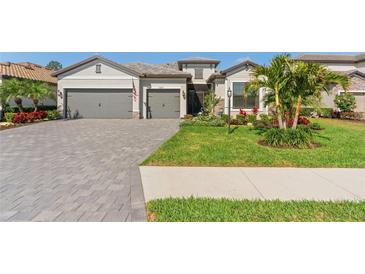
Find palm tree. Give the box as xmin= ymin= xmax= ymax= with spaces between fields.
xmin=245 ymin=54 xmax=292 ymax=129
xmin=23 ymin=80 xmax=54 ymax=111
xmin=0 ymin=78 xmax=26 ymax=112
xmin=288 ymin=61 xmax=350 ymax=128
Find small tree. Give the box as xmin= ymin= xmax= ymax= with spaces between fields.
xmin=23 ymin=80 xmax=54 ymax=111
xmin=203 ymin=92 xmax=220 ymax=115
xmin=0 ymin=78 xmax=26 ymax=112
xmin=46 ymin=61 xmax=62 ymax=71
xmin=335 ymin=93 xmax=356 ymax=112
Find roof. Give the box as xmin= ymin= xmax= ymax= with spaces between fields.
xmin=221 ymin=59 xmax=259 ymax=75
xmin=177 ymin=57 xmax=220 ymax=69
xmin=52 ymin=55 xmax=141 ymax=77
xmin=297 ymin=53 xmax=365 ymax=63
xmin=123 ymin=62 xmax=191 ymax=78
xmin=206 ymin=72 xmax=225 ymax=82
xmin=0 ymin=62 xmax=57 ymax=84
xmin=340 ymin=69 xmax=365 ymax=80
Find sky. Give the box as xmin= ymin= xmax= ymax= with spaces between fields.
xmin=0 ymin=52 xmax=360 ymax=70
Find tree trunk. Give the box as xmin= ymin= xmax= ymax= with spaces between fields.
xmin=32 ymin=98 xmax=39 ymax=112
xmin=292 ymin=95 xmax=302 ymax=129
xmin=14 ymin=97 xmax=24 ymax=112
xmin=275 ymin=90 xmax=284 ymax=129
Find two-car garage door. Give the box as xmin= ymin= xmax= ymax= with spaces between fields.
xmin=66 ymin=89 xmax=133 ymax=119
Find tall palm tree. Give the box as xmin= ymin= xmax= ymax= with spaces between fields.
xmin=245 ymin=54 xmax=292 ymax=129
xmin=23 ymin=80 xmax=54 ymax=111
xmin=288 ymin=61 xmax=350 ymax=128
xmin=0 ymin=78 xmax=26 ymax=112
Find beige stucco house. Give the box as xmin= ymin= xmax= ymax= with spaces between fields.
xmin=52 ymin=53 xmax=365 ymax=119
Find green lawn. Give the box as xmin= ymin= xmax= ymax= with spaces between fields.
xmin=143 ymin=119 xmax=365 ymax=168
xmin=147 ymin=197 xmax=365 ymax=222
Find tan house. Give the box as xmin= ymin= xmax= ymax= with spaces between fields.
xmin=52 ymin=53 xmax=365 ymax=119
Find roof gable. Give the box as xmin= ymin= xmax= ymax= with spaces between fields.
xmin=52 ymin=55 xmax=141 ymax=77
xmin=221 ymin=59 xmax=258 ymax=75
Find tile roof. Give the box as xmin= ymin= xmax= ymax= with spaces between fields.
xmin=123 ymin=62 xmax=191 ymax=78
xmin=297 ymin=53 xmax=365 ymax=63
xmin=0 ymin=62 xmax=57 ymax=84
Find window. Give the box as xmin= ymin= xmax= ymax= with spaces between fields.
xmin=195 ymin=68 xmax=203 ymax=79
xmin=96 ymin=64 xmax=101 ymax=73
xmin=232 ymin=82 xmax=259 ymax=109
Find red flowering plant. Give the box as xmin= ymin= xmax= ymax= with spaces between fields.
xmin=239 ymin=108 xmax=247 ymax=116
xmin=252 ymin=106 xmax=259 ymax=115
xmin=12 ymin=111 xmax=48 ymax=124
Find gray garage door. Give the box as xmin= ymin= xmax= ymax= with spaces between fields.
xmin=147 ymin=89 xmax=180 ymax=119
xmin=66 ymin=89 xmax=133 ymax=119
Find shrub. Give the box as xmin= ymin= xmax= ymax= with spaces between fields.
xmin=12 ymin=111 xmax=48 ymax=123
xmin=259 ymin=114 xmax=272 ymax=123
xmin=221 ymin=114 xmax=233 ymax=124
xmin=5 ymin=105 xmax=57 ymax=113
xmin=248 ymin=114 xmax=256 ymax=124
xmin=231 ymin=119 xmax=246 ymax=126
xmin=236 ymin=114 xmax=248 ymax=124
xmin=203 ymin=92 xmax=220 ymax=114
xmin=264 ymin=126 xmax=313 ymax=148
xmin=181 ymin=114 xmax=226 ymax=127
xmin=335 ymin=93 xmax=356 ymax=112
xmin=47 ymin=110 xmax=61 ymax=120
xmin=340 ymin=111 xmax=363 ymax=120
xmin=300 ymin=108 xmax=333 ymax=118
xmin=12 ymin=112 xmax=28 ymax=123
xmin=309 ymin=123 xmax=322 ymax=130
xmin=253 ymin=120 xmax=272 ymax=129
xmin=4 ymin=112 xmax=15 ymax=123
xmin=183 ymin=114 xmax=193 ymax=120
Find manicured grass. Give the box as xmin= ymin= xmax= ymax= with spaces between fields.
xmin=147 ymin=197 xmax=365 ymax=222
xmin=143 ymin=119 xmax=365 ymax=167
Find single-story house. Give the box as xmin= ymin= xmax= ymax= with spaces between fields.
xmin=52 ymin=53 xmax=365 ymax=119
xmin=0 ymin=62 xmax=57 ymax=108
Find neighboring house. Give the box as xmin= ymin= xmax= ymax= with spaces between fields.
xmin=0 ymin=62 xmax=57 ymax=108
xmin=298 ymin=53 xmax=365 ymax=113
xmin=52 ymin=53 xmax=365 ymax=119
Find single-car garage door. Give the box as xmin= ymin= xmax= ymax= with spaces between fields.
xmin=66 ymin=89 xmax=133 ymax=119
xmin=147 ymin=89 xmax=180 ymax=119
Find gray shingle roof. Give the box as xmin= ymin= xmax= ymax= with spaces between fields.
xmin=123 ymin=62 xmax=191 ymax=78
xmin=298 ymin=53 xmax=365 ymax=63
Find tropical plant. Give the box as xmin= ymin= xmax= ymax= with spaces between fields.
xmin=334 ymin=93 xmax=356 ymax=112
xmin=203 ymin=92 xmax=220 ymax=114
xmin=264 ymin=126 xmax=313 ymax=148
xmin=22 ymin=80 xmax=54 ymax=111
xmin=287 ymin=61 xmax=349 ymax=128
xmin=245 ymin=54 xmax=292 ymax=129
xmin=245 ymin=54 xmax=350 ymax=129
xmin=46 ymin=60 xmax=62 ymax=71
xmin=0 ymin=78 xmax=26 ymax=112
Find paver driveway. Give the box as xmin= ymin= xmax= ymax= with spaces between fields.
xmin=0 ymin=119 xmax=179 ymax=221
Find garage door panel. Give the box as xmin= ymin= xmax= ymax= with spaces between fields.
xmin=67 ymin=89 xmax=132 ymax=119
xmin=148 ymin=89 xmax=180 ymax=119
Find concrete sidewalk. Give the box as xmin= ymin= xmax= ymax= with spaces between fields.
xmin=139 ymin=167 xmax=365 ymax=201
